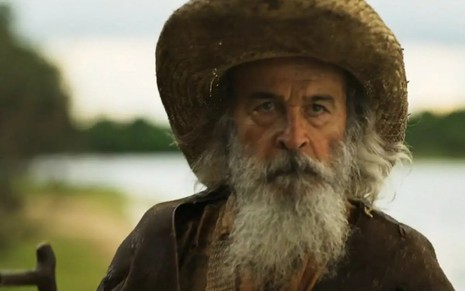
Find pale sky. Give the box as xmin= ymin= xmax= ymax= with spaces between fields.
xmin=3 ymin=0 xmax=465 ymax=125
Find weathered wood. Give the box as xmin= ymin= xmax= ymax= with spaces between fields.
xmin=0 ymin=243 xmax=57 ymax=291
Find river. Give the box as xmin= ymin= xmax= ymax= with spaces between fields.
xmin=28 ymin=154 xmax=465 ymax=289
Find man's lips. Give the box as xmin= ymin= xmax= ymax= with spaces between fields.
xmin=266 ymin=165 xmax=320 ymax=182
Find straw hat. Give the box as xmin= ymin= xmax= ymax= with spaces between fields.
xmin=156 ymin=0 xmax=408 ymax=167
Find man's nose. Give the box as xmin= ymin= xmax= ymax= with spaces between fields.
xmin=276 ymin=110 xmax=309 ymax=151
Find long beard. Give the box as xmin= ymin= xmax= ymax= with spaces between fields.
xmin=223 ymin=137 xmax=353 ymax=285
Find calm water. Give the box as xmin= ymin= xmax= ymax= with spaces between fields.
xmin=28 ymin=154 xmax=465 ymax=289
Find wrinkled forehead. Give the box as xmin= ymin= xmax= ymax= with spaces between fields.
xmin=229 ymin=57 xmax=348 ymax=89
xmin=232 ymin=57 xmax=346 ymax=77
xmin=224 ymin=57 xmax=351 ymax=103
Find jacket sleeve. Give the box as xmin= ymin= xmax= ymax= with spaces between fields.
xmin=392 ymin=223 xmax=455 ymax=291
xmin=97 ymin=209 xmax=147 ymax=291
xmin=97 ymin=202 xmax=180 ymax=291
xmin=97 ymin=234 xmax=134 ymax=290
xmin=314 ymin=205 xmax=456 ymax=291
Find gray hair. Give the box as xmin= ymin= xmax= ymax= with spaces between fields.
xmin=343 ymin=80 xmax=412 ymax=204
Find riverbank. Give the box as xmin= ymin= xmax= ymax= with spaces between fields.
xmin=0 ymin=183 xmax=132 ymax=291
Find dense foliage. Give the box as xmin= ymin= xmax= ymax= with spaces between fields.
xmin=406 ymin=110 xmax=465 ymax=158
xmin=0 ymin=4 xmax=74 ymax=243
xmin=78 ymin=118 xmax=178 ymax=153
xmin=0 ymin=5 xmax=73 ymax=160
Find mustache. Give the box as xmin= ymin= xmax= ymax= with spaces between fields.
xmin=264 ymin=152 xmax=330 ymax=183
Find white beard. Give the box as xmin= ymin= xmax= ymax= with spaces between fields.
xmin=223 ymin=137 xmax=352 ymax=286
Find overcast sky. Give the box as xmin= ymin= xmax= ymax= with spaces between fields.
xmin=2 ymin=0 xmax=465 ymax=124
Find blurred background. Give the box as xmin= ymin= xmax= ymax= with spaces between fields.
xmin=0 ymin=0 xmax=464 ymax=290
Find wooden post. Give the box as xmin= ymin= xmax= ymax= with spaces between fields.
xmin=0 ymin=243 xmax=57 ymax=291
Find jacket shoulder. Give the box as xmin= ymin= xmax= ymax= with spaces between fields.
xmin=97 ymin=189 xmax=228 ymax=291
xmin=341 ymin=201 xmax=454 ymax=290
xmin=97 ymin=200 xmax=179 ymax=291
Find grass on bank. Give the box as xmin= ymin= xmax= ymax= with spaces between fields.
xmin=0 ymin=182 xmax=132 ymax=291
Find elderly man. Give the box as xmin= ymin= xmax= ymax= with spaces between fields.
xmin=98 ymin=0 xmax=454 ymax=290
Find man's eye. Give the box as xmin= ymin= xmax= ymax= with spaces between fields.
xmin=255 ymin=101 xmax=276 ymax=112
xmin=308 ymin=104 xmax=327 ymax=115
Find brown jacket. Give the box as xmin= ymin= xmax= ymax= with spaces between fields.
xmin=98 ymin=188 xmax=454 ymax=291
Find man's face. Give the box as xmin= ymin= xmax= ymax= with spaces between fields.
xmin=231 ymin=57 xmax=348 ymax=164
xmin=214 ymin=58 xmax=353 ymax=283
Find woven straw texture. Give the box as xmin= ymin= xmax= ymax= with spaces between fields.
xmin=156 ymin=0 xmax=408 ymax=167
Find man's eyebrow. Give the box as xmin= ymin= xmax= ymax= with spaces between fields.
xmin=305 ymin=95 xmax=335 ymax=104
xmin=247 ymin=91 xmax=281 ymax=100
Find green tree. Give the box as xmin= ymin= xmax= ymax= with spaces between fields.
xmin=0 ymin=4 xmax=74 ymax=243
xmin=81 ymin=118 xmax=177 ymax=153
xmin=406 ymin=110 xmax=465 ymax=158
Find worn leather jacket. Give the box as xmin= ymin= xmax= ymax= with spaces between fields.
xmin=98 ymin=188 xmax=454 ymax=291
